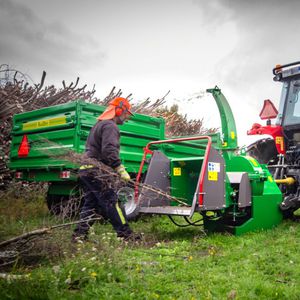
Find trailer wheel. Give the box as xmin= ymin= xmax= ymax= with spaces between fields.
xmin=46 ymin=194 xmax=82 ymax=219
xmin=117 ymin=187 xmax=140 ymax=221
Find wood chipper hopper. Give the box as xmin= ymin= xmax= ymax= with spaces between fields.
xmin=134 ymin=87 xmax=283 ymax=235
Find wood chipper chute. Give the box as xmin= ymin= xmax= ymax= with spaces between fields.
xmin=134 ymin=87 xmax=283 ymax=235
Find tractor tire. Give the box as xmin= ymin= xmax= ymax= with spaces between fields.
xmin=117 ymin=187 xmax=140 ymax=221
xmin=46 ymin=194 xmax=83 ymax=219
xmin=246 ymin=138 xmax=278 ymax=164
xmin=279 ymin=194 xmax=300 ymax=219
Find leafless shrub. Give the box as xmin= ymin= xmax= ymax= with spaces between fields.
xmin=0 ymin=180 xmax=48 ymax=202
xmin=0 ymin=68 xmax=218 ymax=188
xmin=48 ymin=191 xmax=84 ymax=221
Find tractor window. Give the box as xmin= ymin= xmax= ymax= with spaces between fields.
xmin=276 ymin=82 xmax=288 ymax=125
xmin=283 ymin=80 xmax=300 ymax=126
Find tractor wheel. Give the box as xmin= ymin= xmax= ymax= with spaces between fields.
xmin=117 ymin=187 xmax=140 ymax=221
xmin=279 ymin=194 xmax=300 ymax=219
xmin=246 ymin=138 xmax=278 ymax=164
xmin=46 ymin=194 xmax=83 ymax=219
xmin=281 ymin=209 xmax=295 ymax=219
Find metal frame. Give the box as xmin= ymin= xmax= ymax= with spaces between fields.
xmin=134 ymin=135 xmax=212 ymax=206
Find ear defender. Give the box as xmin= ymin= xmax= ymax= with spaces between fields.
xmin=115 ymin=101 xmax=124 ymax=117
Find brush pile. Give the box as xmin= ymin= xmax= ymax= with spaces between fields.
xmin=0 ymin=69 xmax=216 ymax=187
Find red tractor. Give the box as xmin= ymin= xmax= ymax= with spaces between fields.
xmin=247 ymin=61 xmax=300 ymax=218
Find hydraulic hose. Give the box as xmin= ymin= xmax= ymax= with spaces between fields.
xmin=275 ymin=177 xmax=296 ymax=185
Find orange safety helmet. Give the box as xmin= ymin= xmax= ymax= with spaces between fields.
xmin=98 ymin=97 xmax=134 ymax=120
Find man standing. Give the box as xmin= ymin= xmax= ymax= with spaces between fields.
xmin=73 ymin=97 xmax=139 ymax=241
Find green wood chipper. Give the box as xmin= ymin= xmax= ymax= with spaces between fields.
xmin=134 ymin=87 xmax=283 ymax=235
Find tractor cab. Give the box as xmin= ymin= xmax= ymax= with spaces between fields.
xmin=247 ymin=61 xmax=300 ymax=217
xmin=248 ymin=62 xmax=300 ymax=159
xmin=277 ymin=79 xmax=300 ymax=149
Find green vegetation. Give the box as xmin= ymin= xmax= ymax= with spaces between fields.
xmin=1 ymin=190 xmax=300 ymax=300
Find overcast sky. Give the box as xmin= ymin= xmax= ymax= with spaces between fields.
xmin=1 ymin=0 xmax=300 ymax=145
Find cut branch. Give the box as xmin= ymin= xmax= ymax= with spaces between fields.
xmin=0 ymin=217 xmax=102 ymax=248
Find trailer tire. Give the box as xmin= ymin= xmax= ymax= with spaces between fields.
xmin=117 ymin=187 xmax=140 ymax=221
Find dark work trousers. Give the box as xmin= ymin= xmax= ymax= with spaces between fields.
xmin=74 ymin=169 xmax=132 ymax=238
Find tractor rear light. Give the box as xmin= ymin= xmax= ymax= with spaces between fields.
xmin=18 ymin=135 xmax=30 ymax=158
xmin=15 ymin=172 xmax=23 ymax=179
xmin=60 ymin=171 xmax=70 ymax=179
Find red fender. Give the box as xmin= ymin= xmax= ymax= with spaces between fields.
xmin=247 ymin=123 xmax=285 ymax=155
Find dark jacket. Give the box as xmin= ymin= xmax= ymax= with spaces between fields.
xmin=85 ymin=120 xmax=121 ymax=168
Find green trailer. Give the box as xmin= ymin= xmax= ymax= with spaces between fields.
xmin=9 ymin=100 xmax=167 ymax=218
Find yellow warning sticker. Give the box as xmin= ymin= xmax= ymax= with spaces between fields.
xmin=208 ymin=171 xmax=218 ymax=181
xmin=231 ymin=131 xmax=235 ymax=139
xmin=23 ymin=116 xmax=67 ymax=131
xmin=173 ymin=167 xmax=181 ymax=176
xmin=275 ymin=136 xmax=284 ymax=151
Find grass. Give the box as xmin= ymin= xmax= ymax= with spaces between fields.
xmin=1 ymin=189 xmax=300 ymax=299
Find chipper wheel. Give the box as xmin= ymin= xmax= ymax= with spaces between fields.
xmin=117 ymin=187 xmax=140 ymax=221
xmin=47 ymin=187 xmax=140 ymax=221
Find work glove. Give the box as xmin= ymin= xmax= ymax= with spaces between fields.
xmin=115 ymin=164 xmax=131 ymax=182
